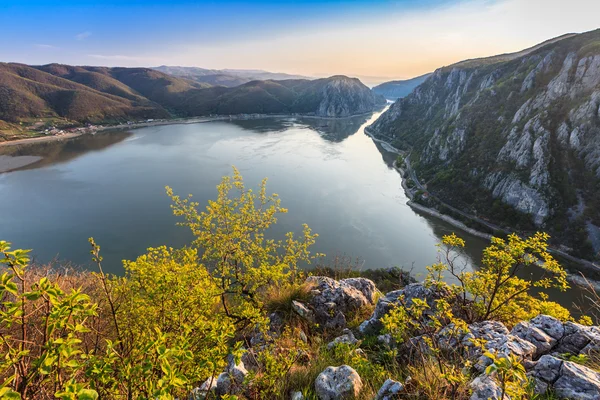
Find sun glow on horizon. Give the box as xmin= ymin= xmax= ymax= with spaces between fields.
xmin=1 ymin=0 xmax=599 ymax=83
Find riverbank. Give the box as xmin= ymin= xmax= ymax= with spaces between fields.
xmin=0 ymin=110 xmax=379 ymax=149
xmin=365 ymin=128 xmax=600 ymax=286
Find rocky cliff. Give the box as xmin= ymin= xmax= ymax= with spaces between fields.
xmin=368 ymin=29 xmax=600 ymax=259
xmin=310 ymin=75 xmax=387 ymax=117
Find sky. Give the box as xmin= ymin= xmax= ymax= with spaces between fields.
xmin=1 ymin=0 xmax=600 ymax=83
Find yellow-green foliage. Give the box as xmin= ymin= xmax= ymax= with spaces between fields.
xmin=0 ymin=241 xmax=98 ymax=400
xmin=94 ymin=246 xmax=236 ymax=399
xmin=1 ymin=169 xmax=318 ymax=399
xmin=437 ymin=232 xmax=570 ymax=326
xmin=167 ymin=167 xmax=319 ymax=327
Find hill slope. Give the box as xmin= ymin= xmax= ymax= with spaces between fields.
xmin=0 ymin=63 xmax=170 ymax=124
xmin=368 ymin=29 xmax=600 ymax=259
xmin=372 ymin=73 xmax=432 ymax=100
xmin=0 ymin=64 xmax=383 ymax=137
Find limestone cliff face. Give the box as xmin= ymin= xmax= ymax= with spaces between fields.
xmin=313 ymin=76 xmax=386 ymax=117
xmin=369 ymin=29 xmax=600 ymax=258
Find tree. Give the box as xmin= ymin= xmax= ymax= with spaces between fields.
xmin=436 ymin=232 xmax=570 ymax=325
xmin=166 ymin=167 xmax=319 ymax=329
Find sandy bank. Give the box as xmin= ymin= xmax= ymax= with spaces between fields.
xmin=0 ymin=155 xmax=43 ymax=173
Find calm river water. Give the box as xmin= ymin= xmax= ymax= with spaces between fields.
xmin=0 ymin=110 xmax=588 ymax=312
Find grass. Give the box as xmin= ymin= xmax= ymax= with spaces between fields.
xmin=265 ymin=282 xmax=315 ymax=332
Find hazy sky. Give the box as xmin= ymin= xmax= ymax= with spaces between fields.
xmin=2 ymin=0 xmax=600 ymax=81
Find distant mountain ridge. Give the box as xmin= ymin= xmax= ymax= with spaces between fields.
xmin=0 ymin=63 xmax=384 ymax=139
xmin=372 ymin=73 xmax=432 ymax=100
xmin=153 ymin=65 xmax=312 ymax=88
xmin=368 ymin=29 xmax=600 ymax=260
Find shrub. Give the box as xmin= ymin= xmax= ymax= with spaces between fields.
xmin=435 ymin=232 xmax=570 ymax=326
xmin=166 ymin=167 xmax=319 ymax=329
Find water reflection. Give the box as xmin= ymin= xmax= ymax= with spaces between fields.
xmin=3 ymin=131 xmax=132 ymax=172
xmin=229 ymin=114 xmax=369 ymax=143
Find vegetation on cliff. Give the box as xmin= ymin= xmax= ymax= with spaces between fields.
xmin=369 ymin=29 xmax=600 ymax=261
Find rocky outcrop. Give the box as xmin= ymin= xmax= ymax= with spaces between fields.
xmin=315 ymin=76 xmax=386 ymax=118
xmin=368 ymin=29 xmax=600 ymax=255
xmin=314 ymin=365 xmax=363 ymax=400
xmin=511 ymin=315 xmax=600 ymax=358
xmin=189 ymin=378 xmax=217 ymax=400
xmin=530 ymin=355 xmax=600 ymax=399
xmin=306 ymin=276 xmax=377 ymax=330
xmin=359 ymin=283 xmax=452 ymax=335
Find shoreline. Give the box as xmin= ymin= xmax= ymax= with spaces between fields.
xmin=365 ymin=128 xmax=600 ymax=286
xmin=0 ymin=111 xmax=379 ymax=149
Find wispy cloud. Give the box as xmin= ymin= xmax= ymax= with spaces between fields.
xmin=35 ymin=44 xmax=59 ymax=49
xmin=75 ymin=31 xmax=91 ymax=40
xmin=88 ymin=54 xmax=155 ymax=62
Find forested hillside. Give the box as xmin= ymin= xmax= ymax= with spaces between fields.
xmin=369 ymin=29 xmax=600 ymax=260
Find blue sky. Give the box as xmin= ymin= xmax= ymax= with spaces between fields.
xmin=1 ymin=0 xmax=599 ymax=81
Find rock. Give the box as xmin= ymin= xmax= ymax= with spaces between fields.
xmin=359 ymin=283 xmax=451 ymax=335
xmin=554 ymin=359 xmax=600 ymax=400
xmin=189 ymin=378 xmax=217 ymax=399
xmin=292 ymin=300 xmax=315 ymax=323
xmin=291 ymin=391 xmax=305 ymax=400
xmin=216 ymin=372 xmax=232 ymax=396
xmin=216 ymin=356 xmax=248 ymax=395
xmin=339 ymin=278 xmax=378 ymax=304
xmin=269 ymin=311 xmax=285 ymax=333
xmin=299 ymin=329 xmax=308 ymax=343
xmin=531 ymin=355 xmax=600 ymax=400
xmin=241 ymin=349 xmax=259 ymax=372
xmin=511 ymin=315 xmax=565 ymax=358
xmin=530 ymin=355 xmax=563 ymax=383
xmin=438 ymin=320 xmax=536 ymax=372
xmin=376 ymin=378 xmax=404 ymax=400
xmin=512 ymin=321 xmax=557 ymax=358
xmin=469 ymin=375 xmax=507 ymax=400
xmin=327 ymin=329 xmax=359 ymax=349
xmin=307 ymin=276 xmax=374 ymax=330
xmin=556 ymin=322 xmax=600 ymax=356
xmin=530 ymin=314 xmax=565 ymax=340
xmin=314 ymin=365 xmax=363 ymax=400
xmin=377 ymin=333 xmax=395 ymax=348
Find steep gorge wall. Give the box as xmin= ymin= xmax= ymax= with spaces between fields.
xmin=369 ymin=29 xmax=600 ymax=258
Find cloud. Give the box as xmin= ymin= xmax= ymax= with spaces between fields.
xmin=75 ymin=31 xmax=91 ymax=40
xmin=87 ymin=54 xmax=156 ymax=62
xmin=35 ymin=44 xmax=59 ymax=49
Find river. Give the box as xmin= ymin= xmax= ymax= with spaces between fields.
xmin=0 ymin=110 xmax=590 ymax=314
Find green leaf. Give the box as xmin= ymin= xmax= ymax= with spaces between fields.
xmin=0 ymin=388 xmax=21 ymax=399
xmin=77 ymin=389 xmax=98 ymax=400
